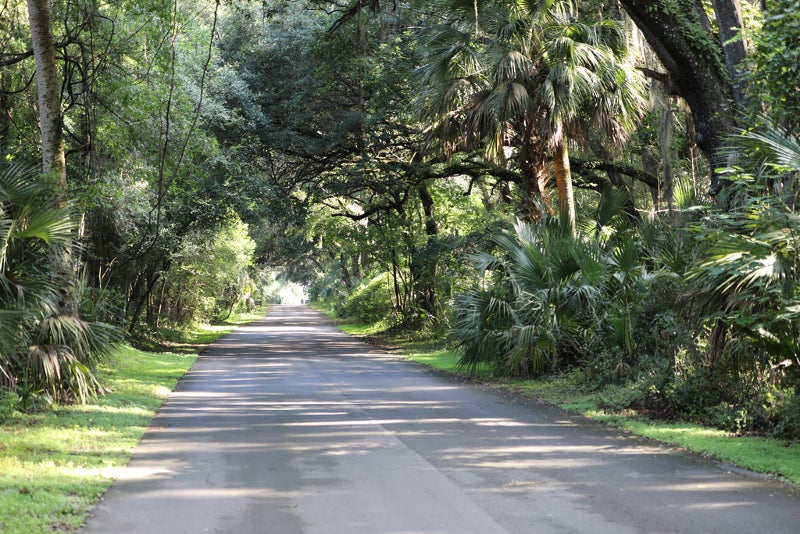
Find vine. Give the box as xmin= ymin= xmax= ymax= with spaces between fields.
xmin=647 ymin=0 xmax=728 ymax=78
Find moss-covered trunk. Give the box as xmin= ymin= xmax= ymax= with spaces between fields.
xmin=619 ymin=0 xmax=741 ymax=193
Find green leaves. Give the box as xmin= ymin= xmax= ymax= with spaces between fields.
xmin=0 ymin=159 xmax=122 ymax=404
xmin=416 ymin=0 xmax=644 ymax=228
xmin=684 ymin=122 xmax=800 ymax=370
xmin=454 ymin=216 xmax=617 ymax=376
xmin=750 ymin=0 xmax=800 ymax=130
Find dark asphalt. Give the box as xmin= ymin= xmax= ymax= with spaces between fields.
xmin=80 ymin=304 xmax=800 ymax=533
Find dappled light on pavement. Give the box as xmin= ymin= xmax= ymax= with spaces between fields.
xmin=81 ymin=305 xmax=800 ymax=534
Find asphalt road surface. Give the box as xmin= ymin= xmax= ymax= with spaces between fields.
xmin=81 ymin=305 xmax=799 ymax=533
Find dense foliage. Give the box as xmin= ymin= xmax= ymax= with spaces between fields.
xmin=2 ymin=0 xmax=799 ymax=438
xmin=0 ymin=160 xmax=121 ymax=403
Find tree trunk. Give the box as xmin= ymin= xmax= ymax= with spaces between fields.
xmin=128 ymin=266 xmax=167 ymax=333
xmin=553 ymin=140 xmax=576 ymax=236
xmin=642 ymin=147 xmax=660 ymax=208
xmin=711 ymin=0 xmax=748 ymax=106
xmin=519 ymin=125 xmax=550 ymax=220
xmin=418 ymin=182 xmax=438 ymax=237
xmin=26 ymin=0 xmax=66 ymax=185
xmin=390 ymin=248 xmax=402 ymax=314
xmin=660 ymin=100 xmax=674 ymax=216
xmin=619 ymin=0 xmax=739 ymax=193
xmin=0 ymin=72 xmax=11 ymax=147
xmin=26 ymin=0 xmax=76 ymax=314
xmin=413 ymin=183 xmax=438 ymax=315
xmin=340 ymin=252 xmax=352 ymax=289
xmin=155 ymin=277 xmax=169 ymax=329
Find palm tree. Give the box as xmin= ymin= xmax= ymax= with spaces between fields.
xmin=1 ymin=159 xmax=121 ymax=404
xmin=453 ymin=214 xmax=606 ymax=376
xmin=532 ymin=7 xmax=646 ymax=233
xmin=417 ymin=0 xmax=645 ymax=232
xmin=684 ymin=121 xmax=800 ymax=376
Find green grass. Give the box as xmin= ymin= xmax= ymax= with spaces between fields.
xmin=0 ymin=315 xmax=257 ymax=534
xmin=333 ymin=318 xmax=477 ymax=375
xmin=510 ymin=377 xmax=800 ymax=484
xmin=311 ymin=305 xmax=394 ymax=337
xmin=405 ymin=347 xmax=462 ymax=372
xmin=607 ymin=418 xmax=800 ymax=483
xmin=337 ymin=322 xmax=389 ymax=337
xmin=135 ymin=312 xmax=265 ymax=353
xmin=341 ymin=324 xmax=800 ymax=486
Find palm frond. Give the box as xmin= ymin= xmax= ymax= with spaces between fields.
xmin=0 ymin=157 xmax=122 ymax=404
xmin=487 ymin=47 xmax=533 ymax=84
xmin=504 ymin=323 xmax=554 ymax=375
xmin=26 ymin=344 xmax=103 ymax=403
xmin=453 ymin=289 xmax=518 ymax=374
xmin=739 ymin=121 xmax=800 ymax=170
xmin=592 ymin=187 xmax=631 ymax=231
xmin=469 ymin=250 xmax=506 ymax=275
xmin=609 ymin=233 xmax=641 ymax=279
xmin=0 ymin=160 xmax=41 ymax=203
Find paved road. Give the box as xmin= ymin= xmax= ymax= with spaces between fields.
xmin=81 ymin=305 xmax=799 ymax=533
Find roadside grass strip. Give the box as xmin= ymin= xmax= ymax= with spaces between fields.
xmin=0 ymin=313 xmax=261 ymax=534
xmin=361 ymin=330 xmax=800 ymax=486
xmin=615 ymin=419 xmax=800 ymax=483
xmin=0 ymin=346 xmax=196 ymax=533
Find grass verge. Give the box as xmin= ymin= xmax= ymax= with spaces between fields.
xmin=0 ymin=312 xmax=263 ymax=534
xmin=336 ymin=320 xmax=800 ymax=486
xmin=504 ymin=376 xmax=800 ymax=485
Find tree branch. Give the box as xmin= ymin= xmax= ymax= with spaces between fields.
xmin=0 ymin=50 xmax=34 ymax=68
xmin=638 ymin=67 xmax=679 ymax=95
xmin=571 ymin=158 xmax=659 ymax=190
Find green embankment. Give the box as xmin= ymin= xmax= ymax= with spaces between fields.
xmin=0 ymin=314 xmax=262 ymax=534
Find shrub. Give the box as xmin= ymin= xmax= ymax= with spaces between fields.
xmin=338 ymin=272 xmax=394 ymax=324
xmin=0 ymin=388 xmax=17 ymax=422
xmin=0 ymin=159 xmax=122 ymax=405
xmin=770 ymin=392 xmax=800 ymax=439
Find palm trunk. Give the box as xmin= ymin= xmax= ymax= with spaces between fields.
xmin=553 ymin=139 xmax=576 ymax=236
xmin=519 ymin=147 xmax=550 ymax=221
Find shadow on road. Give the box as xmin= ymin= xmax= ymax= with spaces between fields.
xmin=82 ymin=305 xmax=800 ymax=534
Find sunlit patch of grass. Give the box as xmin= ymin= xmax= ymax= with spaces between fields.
xmin=309 ymin=303 xmax=395 ymax=337
xmin=134 ymin=311 xmax=266 ymax=353
xmin=616 ymin=420 xmax=800 ymax=483
xmin=335 ymin=321 xmax=469 ymax=374
xmin=0 ymin=317 xmax=256 ymax=534
xmin=337 ymin=321 xmax=390 ymax=337
xmin=495 ymin=373 xmax=800 ymax=484
xmin=495 ymin=374 xmax=601 ymax=413
xmin=404 ymin=348 xmax=461 ymax=372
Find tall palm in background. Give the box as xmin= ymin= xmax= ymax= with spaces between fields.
xmin=417 ymin=0 xmax=645 ymax=232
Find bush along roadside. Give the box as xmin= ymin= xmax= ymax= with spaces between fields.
xmin=0 ymin=313 xmax=262 ymax=534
